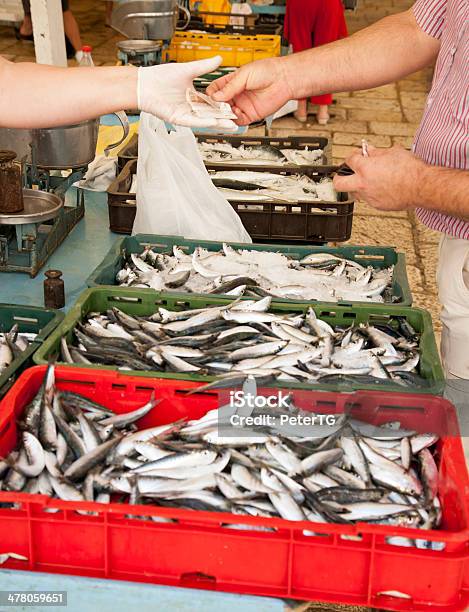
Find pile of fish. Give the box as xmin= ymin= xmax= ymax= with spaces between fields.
xmin=0 ymin=368 xmax=442 ymax=541
xmin=59 ymin=298 xmax=425 ymax=388
xmin=116 ymin=245 xmax=395 ymax=303
xmin=0 ymin=325 xmax=36 ymax=375
xmin=210 ymin=170 xmax=338 ymax=202
xmin=199 ymin=141 xmax=324 ymax=166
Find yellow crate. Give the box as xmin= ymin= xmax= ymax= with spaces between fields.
xmin=166 ymin=32 xmax=281 ymax=66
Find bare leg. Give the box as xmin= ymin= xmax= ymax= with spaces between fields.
xmin=317 ymin=104 xmax=330 ymax=125
xmin=19 ymin=14 xmax=32 ymax=36
xmin=294 ymin=98 xmax=308 ymax=123
xmin=63 ymin=10 xmax=82 ymax=52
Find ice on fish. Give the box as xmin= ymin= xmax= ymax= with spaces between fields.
xmin=198 ymin=141 xmax=325 ymax=167
xmin=210 ymin=170 xmax=338 ymax=203
xmin=113 ymin=244 xmax=395 ymax=304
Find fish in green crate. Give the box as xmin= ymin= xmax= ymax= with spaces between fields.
xmin=115 ymin=243 xmax=395 ymax=303
xmin=0 ymin=366 xmax=443 ymax=544
xmin=59 ymin=298 xmax=426 ymax=388
xmin=0 ymin=325 xmax=36 ymax=374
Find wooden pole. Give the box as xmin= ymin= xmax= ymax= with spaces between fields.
xmin=30 ymin=0 xmax=67 ymax=66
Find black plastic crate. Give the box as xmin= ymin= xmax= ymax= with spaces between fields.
xmin=117 ymin=134 xmax=332 ymax=173
xmin=109 ymin=160 xmax=353 ymax=242
xmin=107 ymin=159 xmax=137 ymax=234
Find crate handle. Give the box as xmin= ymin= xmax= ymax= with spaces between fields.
xmin=108 ymin=296 xmax=141 ymax=304
xmin=12 ymin=316 xmax=39 ymax=325
xmin=111 ymin=383 xmax=127 ymax=391
xmin=354 ymin=254 xmax=385 ymax=262
xmin=180 ymin=571 xmax=216 ymax=585
xmin=61 ymin=378 xmax=95 ymax=388
xmin=175 ymin=388 xmax=217 ymax=398
xmin=376 ymin=404 xmax=426 ymax=414
xmin=135 ymin=385 xmax=156 ymax=393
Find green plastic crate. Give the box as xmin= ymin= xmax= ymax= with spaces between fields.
xmin=0 ymin=304 xmax=64 ymax=399
xmin=34 ymin=287 xmax=443 ymax=394
xmin=86 ymin=234 xmax=413 ymax=307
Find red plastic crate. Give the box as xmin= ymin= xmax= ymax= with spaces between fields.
xmin=0 ymin=366 xmax=468 ymax=611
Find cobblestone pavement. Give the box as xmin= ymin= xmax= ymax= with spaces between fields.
xmin=0 ymin=0 xmax=441 ymax=344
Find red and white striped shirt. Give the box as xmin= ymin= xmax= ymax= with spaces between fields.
xmin=413 ymin=0 xmax=469 ymax=239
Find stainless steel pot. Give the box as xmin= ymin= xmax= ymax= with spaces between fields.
xmin=110 ymin=0 xmax=179 ymax=40
xmin=0 ymin=111 xmax=129 ymax=170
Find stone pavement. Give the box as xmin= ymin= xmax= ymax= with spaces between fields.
xmin=0 ymin=0 xmax=441 ymax=344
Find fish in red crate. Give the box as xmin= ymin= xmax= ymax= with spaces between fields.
xmin=0 ymin=365 xmax=444 ymax=539
xmin=0 ymin=365 xmax=468 ymax=610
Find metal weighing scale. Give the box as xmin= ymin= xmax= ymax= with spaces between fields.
xmin=112 ymin=0 xmax=191 ymax=67
xmin=117 ymin=39 xmax=164 ymax=66
xmin=0 ymin=110 xmax=128 ymax=277
xmin=0 ymin=164 xmax=86 ymax=278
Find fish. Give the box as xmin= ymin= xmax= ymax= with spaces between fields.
xmin=113 ymin=244 xmax=395 ymax=304
xmin=0 ymin=325 xmax=36 ymax=375
xmin=58 ymin=300 xmax=424 ymax=388
xmin=209 ymin=170 xmax=338 ymax=203
xmin=199 ymin=141 xmax=324 ymax=167
xmin=0 ymin=366 xmax=443 ymax=545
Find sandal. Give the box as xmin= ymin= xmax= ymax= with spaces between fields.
xmin=14 ymin=27 xmax=34 ymax=42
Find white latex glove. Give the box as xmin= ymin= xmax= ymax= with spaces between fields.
xmin=137 ymin=56 xmax=237 ymax=130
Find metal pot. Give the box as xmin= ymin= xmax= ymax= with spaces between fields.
xmin=110 ymin=0 xmax=178 ymax=40
xmin=0 ymin=111 xmax=129 ymax=170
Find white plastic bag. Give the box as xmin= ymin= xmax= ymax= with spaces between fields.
xmin=133 ymin=113 xmax=251 ymax=243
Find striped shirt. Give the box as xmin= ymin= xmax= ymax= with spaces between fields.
xmin=412 ymin=0 xmax=469 ymax=239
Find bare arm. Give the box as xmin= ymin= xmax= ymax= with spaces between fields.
xmin=207 ymin=9 xmax=440 ymax=124
xmin=0 ymin=57 xmax=138 ymax=128
xmin=0 ymin=56 xmax=232 ymax=130
xmin=415 ymin=166 xmax=469 ymax=220
xmin=333 ymin=146 xmax=469 ymax=220
xmin=280 ymin=9 xmax=440 ymax=99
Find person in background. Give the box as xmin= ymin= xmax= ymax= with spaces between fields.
xmin=17 ymin=0 xmax=83 ymax=62
xmin=284 ymin=0 xmax=348 ymax=125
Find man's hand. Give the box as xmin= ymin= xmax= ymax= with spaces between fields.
xmin=138 ymin=56 xmax=236 ymax=130
xmin=333 ymin=145 xmax=425 ymax=211
xmin=206 ymin=57 xmax=294 ymax=125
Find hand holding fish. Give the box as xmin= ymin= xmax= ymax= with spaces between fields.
xmin=333 ymin=145 xmax=425 ymax=211
xmin=138 ymin=56 xmax=237 ymax=130
xmin=207 ymin=58 xmax=294 ymax=125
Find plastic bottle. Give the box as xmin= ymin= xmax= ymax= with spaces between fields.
xmin=78 ymin=45 xmax=94 ymax=67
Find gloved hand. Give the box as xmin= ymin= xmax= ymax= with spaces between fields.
xmin=137 ymin=56 xmax=237 ymax=130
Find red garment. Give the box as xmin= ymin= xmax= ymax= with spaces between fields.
xmin=284 ymin=0 xmax=348 ymax=105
